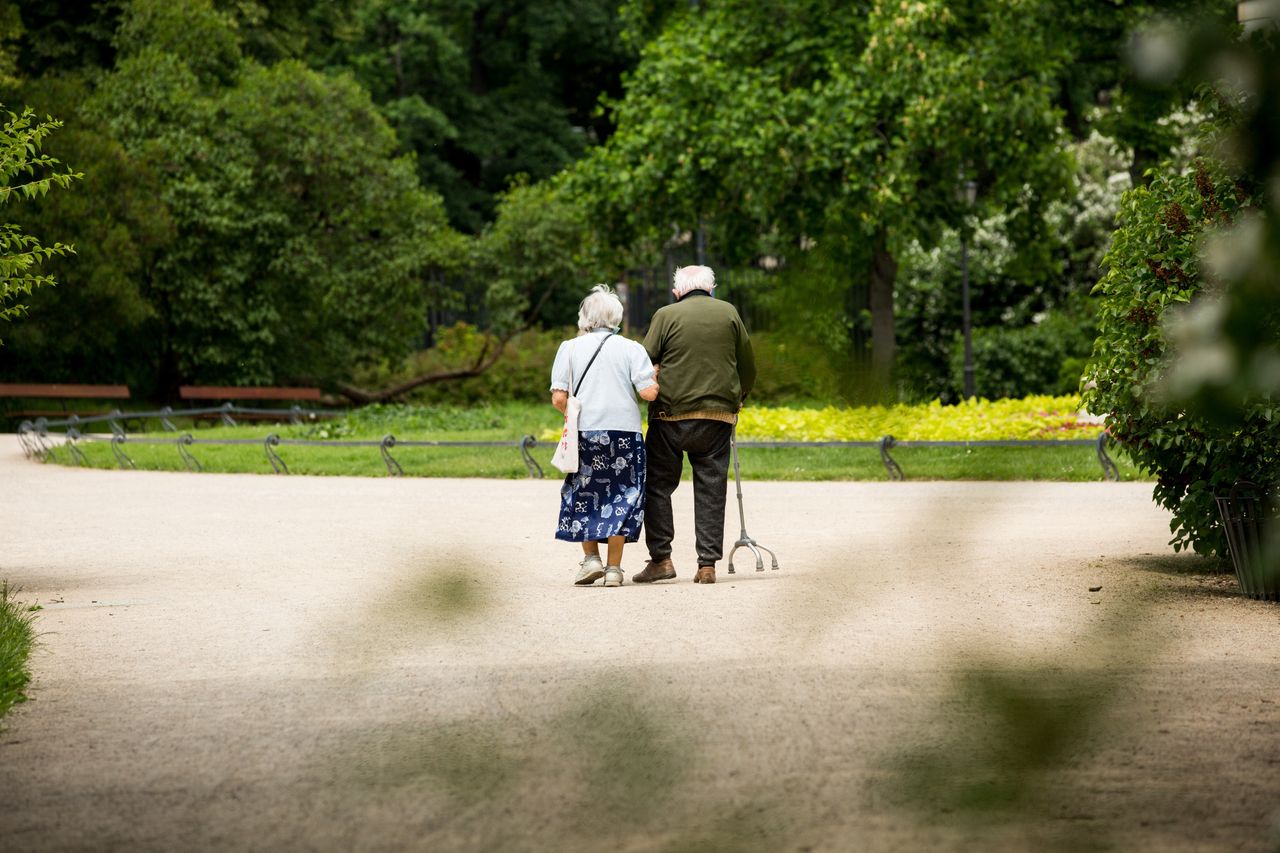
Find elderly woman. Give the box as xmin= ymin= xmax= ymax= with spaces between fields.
xmin=550 ymin=285 xmax=659 ymax=587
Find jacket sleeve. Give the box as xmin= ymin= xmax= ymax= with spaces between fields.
xmin=736 ymin=317 xmax=756 ymax=401
xmin=643 ymin=310 xmax=664 ymax=363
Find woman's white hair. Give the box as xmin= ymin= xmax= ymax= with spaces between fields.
xmin=672 ymin=264 xmax=716 ymax=297
xmin=577 ymin=283 xmax=624 ymax=333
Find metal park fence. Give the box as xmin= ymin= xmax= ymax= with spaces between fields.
xmin=15 ymin=406 xmax=545 ymax=478
xmin=14 ymin=405 xmax=1120 ymax=482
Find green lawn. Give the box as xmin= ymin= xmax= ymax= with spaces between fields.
xmin=37 ymin=402 xmax=1148 ymax=482
xmin=730 ymin=444 xmax=1145 ymax=482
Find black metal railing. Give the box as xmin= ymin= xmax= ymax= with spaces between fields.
xmin=15 ymin=406 xmax=1119 ymax=482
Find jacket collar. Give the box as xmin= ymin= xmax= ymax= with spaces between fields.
xmin=677 ymin=289 xmax=711 ymax=302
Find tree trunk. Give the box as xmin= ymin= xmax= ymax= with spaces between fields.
xmin=869 ymin=230 xmax=897 ymax=387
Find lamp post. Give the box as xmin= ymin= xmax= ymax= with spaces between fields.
xmin=960 ymin=179 xmax=977 ymax=400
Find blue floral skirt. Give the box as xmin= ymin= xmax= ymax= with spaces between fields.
xmin=556 ymin=430 xmax=646 ymax=542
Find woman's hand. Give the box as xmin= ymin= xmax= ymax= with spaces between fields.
xmin=551 ymin=390 xmax=569 ymax=414
xmin=638 ymin=382 xmax=659 ymax=402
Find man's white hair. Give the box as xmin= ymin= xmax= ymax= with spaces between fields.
xmin=577 ymin=284 xmax=624 ymax=332
xmin=672 ymin=264 xmax=716 ymax=297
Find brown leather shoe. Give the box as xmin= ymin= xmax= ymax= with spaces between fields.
xmin=632 ymin=557 xmax=676 ymax=583
xmin=693 ymin=565 xmax=716 ymax=584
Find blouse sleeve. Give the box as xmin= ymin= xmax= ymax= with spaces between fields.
xmin=630 ymin=340 xmax=657 ymax=391
xmin=549 ymin=341 xmax=571 ymax=392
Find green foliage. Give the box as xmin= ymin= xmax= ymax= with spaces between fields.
xmin=0 ymin=104 xmax=79 ymax=342
xmin=0 ymin=73 xmax=172 ymax=387
xmin=0 ymin=580 xmax=37 ymax=721
xmin=323 ymin=0 xmax=633 ymax=232
xmin=0 ymin=2 xmax=24 ymax=88
xmin=1157 ymin=29 xmax=1280 ymax=426
xmin=949 ymin=310 xmax=1097 ymax=401
xmin=897 ymin=130 xmax=1132 ymax=401
xmin=473 ymin=177 xmax=605 ymax=335
xmin=5 ymin=0 xmax=123 ymax=80
xmin=336 ymin=400 xmax=559 ymax=437
xmin=356 ymin=324 xmax=847 ymax=409
xmin=355 ymin=323 xmax=570 ymax=406
xmin=572 ymin=0 xmax=1087 ymax=390
xmin=746 ymin=332 xmax=847 ymax=405
xmin=84 ymin=0 xmax=462 ymax=388
xmin=115 ymin=0 xmax=241 ymax=84
xmin=0 ymin=0 xmax=1244 ymax=413
xmin=1084 ymin=158 xmax=1272 ymax=557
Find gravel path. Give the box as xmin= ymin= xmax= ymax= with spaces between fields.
xmin=1 ymin=434 xmax=1277 ymax=852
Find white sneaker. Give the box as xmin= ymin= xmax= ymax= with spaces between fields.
xmin=603 ymin=565 xmax=623 ymax=587
xmin=574 ymin=555 xmax=605 ymax=585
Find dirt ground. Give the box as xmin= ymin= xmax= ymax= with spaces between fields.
xmin=1 ymin=434 xmax=1277 ymax=852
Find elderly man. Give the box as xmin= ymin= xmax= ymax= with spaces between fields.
xmin=632 ymin=265 xmax=756 ymax=585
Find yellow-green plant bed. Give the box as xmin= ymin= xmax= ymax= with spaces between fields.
xmin=535 ymin=395 xmax=1100 ymax=442
xmin=735 ymin=395 xmax=1099 ymax=442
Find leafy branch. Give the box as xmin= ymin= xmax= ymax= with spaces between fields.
xmin=0 ymin=107 xmax=81 ymax=344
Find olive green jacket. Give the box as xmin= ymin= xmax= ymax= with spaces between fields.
xmin=642 ymin=290 xmax=756 ymax=420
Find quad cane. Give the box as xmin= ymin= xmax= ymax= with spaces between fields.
xmin=726 ymin=425 xmax=780 ymax=574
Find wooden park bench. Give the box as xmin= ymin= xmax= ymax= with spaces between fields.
xmin=0 ymin=383 xmax=132 ymax=423
xmin=178 ymin=385 xmax=332 ymax=425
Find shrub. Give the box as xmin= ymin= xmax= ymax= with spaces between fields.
xmin=747 ymin=332 xmax=846 ymax=404
xmin=352 ymin=323 xmax=571 ymax=406
xmin=354 ymin=325 xmax=851 ymax=409
xmin=950 ymin=309 xmax=1097 ymax=400
xmin=1084 ymin=159 xmax=1276 ymax=557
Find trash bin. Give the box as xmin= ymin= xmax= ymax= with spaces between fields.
xmin=1214 ymin=481 xmax=1280 ymax=601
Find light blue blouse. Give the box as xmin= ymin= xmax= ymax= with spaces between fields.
xmin=549 ymin=329 xmax=657 ymax=433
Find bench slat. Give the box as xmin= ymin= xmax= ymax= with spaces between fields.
xmin=0 ymin=383 xmax=131 ymax=399
xmin=179 ymin=386 xmax=322 ymax=401
xmin=8 ymin=409 xmax=118 ymax=418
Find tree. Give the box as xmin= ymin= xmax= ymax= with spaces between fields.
xmin=572 ymin=1 xmax=1236 ymax=391
xmin=337 ymin=175 xmax=602 ymax=403
xmin=320 ymin=0 xmax=634 ymax=232
xmin=84 ymin=0 xmax=461 ymax=390
xmin=5 ymin=0 xmax=123 ymax=80
xmin=573 ymin=0 xmax=1081 ymax=387
xmin=895 ymin=131 xmax=1136 ymax=401
xmin=0 ymin=104 xmax=79 ymax=343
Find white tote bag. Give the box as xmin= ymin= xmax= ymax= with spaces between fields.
xmin=550 ymin=332 xmax=614 ymax=475
xmin=550 ymin=395 xmax=581 ymax=474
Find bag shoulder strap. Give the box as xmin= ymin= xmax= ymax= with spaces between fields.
xmin=573 ymin=331 xmax=616 ymax=396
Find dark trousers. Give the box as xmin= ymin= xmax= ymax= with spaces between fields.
xmin=644 ymin=419 xmax=733 ymax=567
